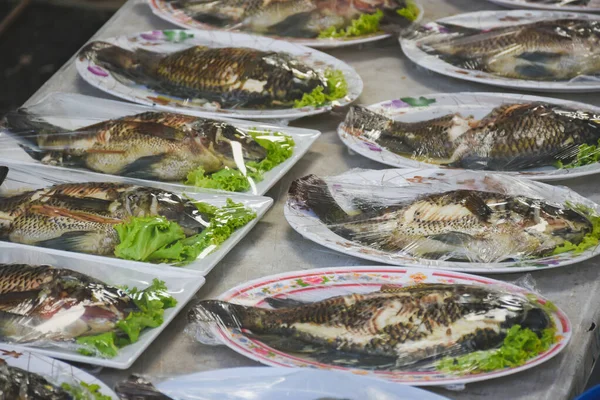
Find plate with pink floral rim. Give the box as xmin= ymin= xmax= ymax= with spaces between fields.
xmin=75 ymin=29 xmax=362 ymax=120
xmin=337 ymin=92 xmax=600 ymax=182
xmin=200 ymin=266 xmax=570 ymax=387
xmin=148 ymin=0 xmax=423 ymax=49
xmin=400 ymin=10 xmax=600 ymax=92
xmin=488 ymin=0 xmax=600 ymax=12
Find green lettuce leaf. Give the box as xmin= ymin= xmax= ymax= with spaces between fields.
xmin=114 ymin=217 xmax=185 ymax=261
xmin=437 ymin=325 xmax=557 ymax=374
xmin=76 ymin=332 xmax=119 ymax=358
xmin=294 ymin=69 xmax=348 ymax=108
xmin=555 ymin=138 xmax=600 ymax=169
xmin=552 ymin=202 xmax=600 ymax=255
xmin=396 ymin=0 xmax=420 ymax=21
xmin=61 ymin=382 xmax=112 ymax=400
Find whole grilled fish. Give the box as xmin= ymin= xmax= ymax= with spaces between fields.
xmin=418 ymin=19 xmax=600 ymax=81
xmin=3 ymin=111 xmax=267 ymax=181
xmin=0 ymin=359 xmax=72 ymax=399
xmin=169 ymin=0 xmax=415 ymax=38
xmin=0 ymin=172 xmax=208 ymax=255
xmin=79 ymin=42 xmax=328 ymax=109
xmin=344 ymin=103 xmax=600 ymax=170
xmin=289 ymin=174 xmax=593 ymax=263
xmin=190 ymin=283 xmax=552 ymax=368
xmin=0 ymin=264 xmax=137 ymax=343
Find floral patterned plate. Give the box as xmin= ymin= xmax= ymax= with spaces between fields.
xmin=400 ymin=10 xmax=600 ymax=92
xmin=75 ymin=30 xmax=362 ymax=120
xmin=488 ymin=0 xmax=600 ymax=12
xmin=338 ymin=92 xmax=600 ymax=181
xmin=148 ymin=0 xmax=424 ymax=49
xmin=206 ymin=266 xmax=571 ymax=387
xmin=284 ymin=168 xmax=600 ymax=273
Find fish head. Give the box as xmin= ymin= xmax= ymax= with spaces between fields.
xmin=540 ymin=203 xmax=593 ymax=244
xmin=195 ymin=122 xmax=267 ymax=166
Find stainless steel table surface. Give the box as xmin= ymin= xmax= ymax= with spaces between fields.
xmin=22 ymin=0 xmax=600 ymax=398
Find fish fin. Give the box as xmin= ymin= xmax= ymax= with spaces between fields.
xmin=34 ymin=231 xmax=111 ymax=252
xmin=264 ymin=297 xmax=309 ymax=309
xmin=438 ymin=54 xmax=487 ymax=71
xmin=2 ymin=110 xmax=64 ymax=148
xmin=115 ymin=375 xmax=174 ymax=400
xmin=514 ymin=64 xmax=553 ymax=80
xmin=0 ymin=291 xmax=40 ymax=312
xmin=117 ymin=154 xmax=166 ymax=180
xmin=460 ymin=192 xmax=493 ymax=221
xmin=266 ymin=12 xmax=317 ymax=38
xmin=431 ymin=22 xmax=482 ymax=36
xmin=343 ymin=106 xmax=394 ymax=138
xmin=37 ymin=194 xmax=115 ymax=214
xmin=288 ymin=175 xmax=350 ymax=224
xmin=0 ymin=167 xmax=7 ymax=187
xmin=188 ymin=300 xmax=269 ymax=331
xmin=517 ymin=51 xmax=563 ymax=63
xmin=427 ymin=231 xmax=475 ymax=246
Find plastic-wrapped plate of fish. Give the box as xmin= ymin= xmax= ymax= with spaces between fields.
xmin=0 ymin=161 xmax=272 ymax=276
xmin=338 ymin=92 xmax=600 ymax=181
xmin=0 ymin=345 xmax=117 ymax=398
xmin=0 ymin=93 xmax=321 ymax=196
xmin=186 ymin=266 xmax=571 ymax=386
xmin=75 ymin=30 xmax=362 ymax=120
xmin=148 ymin=0 xmax=423 ymax=49
xmin=488 ymin=0 xmax=600 ymax=12
xmin=0 ymin=246 xmax=204 ymax=369
xmin=284 ymin=168 xmax=600 ymax=273
xmin=400 ymin=10 xmax=600 ymax=92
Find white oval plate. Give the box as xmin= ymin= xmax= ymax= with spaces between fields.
xmin=75 ymin=29 xmax=362 ymax=120
xmin=155 ymin=367 xmax=451 ymax=399
xmin=488 ymin=0 xmax=600 ymax=12
xmin=284 ymin=168 xmax=600 ymax=273
xmin=148 ymin=0 xmax=423 ymax=49
xmin=338 ymin=92 xmax=600 ymax=182
xmin=206 ymin=266 xmax=571 ymax=386
xmin=0 ymin=344 xmax=117 ymax=398
xmin=400 ymin=10 xmax=600 ymax=92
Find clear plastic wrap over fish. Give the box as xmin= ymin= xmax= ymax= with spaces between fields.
xmin=285 ymin=169 xmax=600 ymax=268
xmin=0 ymin=93 xmax=321 ymax=196
xmin=184 ymin=267 xmax=568 ymax=382
xmin=114 ymin=367 xmax=451 ymax=399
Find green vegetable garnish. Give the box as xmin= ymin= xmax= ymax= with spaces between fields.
xmin=294 ymin=69 xmax=348 ymax=108
xmin=76 ymin=279 xmax=177 ymax=358
xmin=555 ymin=138 xmax=600 ymax=169
xmin=62 ymin=382 xmax=112 ymax=400
xmin=185 ymin=130 xmax=295 ymax=192
xmin=396 ymin=0 xmax=420 ymax=22
xmin=437 ymin=325 xmax=557 ymax=374
xmin=552 ymin=202 xmax=600 ymax=255
xmin=114 ymin=217 xmax=186 ymax=262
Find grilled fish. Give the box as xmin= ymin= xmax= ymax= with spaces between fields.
xmin=344 ymin=103 xmax=600 ymax=170
xmin=190 ymin=283 xmax=552 ymax=369
xmin=79 ymin=42 xmax=328 ymax=109
xmin=0 ymin=172 xmax=208 ymax=255
xmin=0 ymin=264 xmax=137 ymax=343
xmin=115 ymin=375 xmax=174 ymax=400
xmin=289 ymin=174 xmax=593 ymax=263
xmin=418 ymin=19 xmax=600 ymax=81
xmin=3 ymin=110 xmax=267 ymax=181
xmin=0 ymin=359 xmax=72 ymax=399
xmin=169 ymin=0 xmax=416 ymax=38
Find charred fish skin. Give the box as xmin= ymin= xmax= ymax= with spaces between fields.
xmin=289 ymin=174 xmax=593 ymax=263
xmin=115 ymin=375 xmax=175 ymax=400
xmin=190 ymin=283 xmax=552 ymax=368
xmin=0 ymin=359 xmax=73 ymax=400
xmin=79 ymin=42 xmax=328 ymax=109
xmin=419 ymin=19 xmax=600 ymax=81
xmin=3 ymin=110 xmax=267 ymax=181
xmin=0 ymin=264 xmax=138 ymax=343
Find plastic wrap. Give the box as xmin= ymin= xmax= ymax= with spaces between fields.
xmin=400 ymin=11 xmax=600 ymax=92
xmin=338 ymin=94 xmax=600 ymax=179
xmin=73 ymin=30 xmax=362 ymax=119
xmin=0 ymin=93 xmax=321 ymax=196
xmin=0 ymin=346 xmax=116 ymax=399
xmin=490 ymin=0 xmax=600 ymax=12
xmin=0 ymin=246 xmax=203 ymax=368
xmin=0 ymin=161 xmax=272 ymax=275
xmin=284 ymin=168 xmax=600 ymax=272
xmin=114 ymin=367 xmax=451 ymax=399
xmin=183 ymin=266 xmax=570 ymax=386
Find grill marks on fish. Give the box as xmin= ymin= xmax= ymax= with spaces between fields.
xmin=4 ymin=111 xmax=267 ymax=181
xmin=0 ymin=264 xmax=137 ymax=343
xmin=344 ymin=102 xmax=600 ymax=170
xmin=0 ymin=180 xmax=208 ymax=255
xmin=79 ymin=42 xmax=328 ymax=109
xmin=0 ymin=359 xmax=72 ymax=400
xmin=191 ymin=283 xmax=552 ymax=369
xmin=289 ymin=174 xmax=593 ymax=263
xmin=418 ymin=19 xmax=600 ymax=81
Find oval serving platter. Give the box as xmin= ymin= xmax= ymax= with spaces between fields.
xmin=75 ymin=29 xmax=362 ymax=120
xmin=400 ymin=10 xmax=600 ymax=93
xmin=205 ymin=266 xmax=571 ymax=387
xmin=338 ymin=92 xmax=600 ymax=182
xmin=284 ymin=168 xmax=600 ymax=273
xmin=0 ymin=344 xmax=117 ymax=398
xmin=148 ymin=0 xmax=423 ymax=49
xmin=487 ymin=0 xmax=600 ymax=12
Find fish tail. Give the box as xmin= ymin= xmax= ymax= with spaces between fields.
xmin=0 ymin=166 xmax=7 ymax=188
xmin=344 ymin=106 xmax=394 ymax=138
xmin=115 ymin=375 xmax=174 ymax=400
xmin=2 ymin=110 xmax=64 ymax=161
xmin=188 ymin=300 xmax=270 ymax=331
xmin=288 ymin=175 xmax=349 ymax=224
